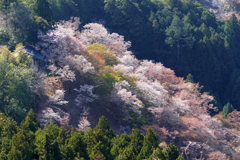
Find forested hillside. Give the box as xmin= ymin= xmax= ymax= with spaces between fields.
xmin=0 ymin=0 xmax=240 ymax=159
xmin=2 ymin=0 xmax=240 ymax=110
xmin=0 ymin=111 xmax=184 ymax=160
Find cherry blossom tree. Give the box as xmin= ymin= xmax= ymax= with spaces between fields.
xmin=136 ymin=80 xmax=169 ymax=107
xmin=48 ymin=64 xmax=76 ymax=82
xmin=79 ymin=23 xmax=131 ymax=55
xmin=65 ymin=55 xmax=95 ymax=74
xmin=48 ymin=89 xmax=68 ymax=105
xmin=36 ymin=18 xmax=86 ymax=61
xmin=112 ymin=81 xmax=144 ymax=114
xmin=74 ymin=85 xmax=98 ymax=107
xmin=36 ymin=18 xmax=96 ymax=83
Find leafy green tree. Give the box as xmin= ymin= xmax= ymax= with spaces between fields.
xmin=19 ymin=0 xmax=37 ymax=14
xmin=21 ymin=109 xmax=39 ymax=132
xmin=224 ymin=15 xmax=240 ymax=49
xmin=163 ymin=143 xmax=180 ymax=160
xmin=85 ymin=116 xmax=115 ymax=160
xmin=104 ymin=0 xmax=153 ymax=56
xmin=186 ymin=73 xmax=194 ymax=83
xmin=0 ymin=137 xmax=12 ymax=160
xmin=7 ymin=109 xmax=39 ymax=159
xmin=117 ymin=129 xmax=144 ymax=160
xmin=0 ymin=114 xmax=17 ymax=160
xmin=0 ymin=114 xmax=17 ymax=138
xmin=137 ymin=129 xmax=159 ymax=159
xmin=35 ymin=124 xmax=62 ymax=160
xmin=165 ymin=15 xmax=194 ymax=60
xmin=176 ymin=155 xmax=185 ymax=160
xmin=89 ymin=144 xmax=106 ymax=160
xmin=148 ymin=148 xmax=165 ymax=160
xmin=222 ymin=103 xmax=234 ymax=118
xmin=65 ymin=131 xmax=88 ymax=160
xmin=111 ymin=134 xmax=130 ymax=158
xmin=7 ymin=148 xmax=21 ymax=160
xmin=0 ymin=113 xmax=182 ymax=160
xmin=0 ymin=45 xmax=34 ymax=122
xmin=8 ymin=129 xmax=36 ymax=160
xmin=0 ymin=3 xmax=38 ymax=46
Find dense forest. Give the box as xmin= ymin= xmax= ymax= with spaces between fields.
xmin=1 ymin=0 xmax=240 ymax=159
xmin=0 ymin=110 xmax=184 ymax=160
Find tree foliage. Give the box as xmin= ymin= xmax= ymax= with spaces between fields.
xmin=0 ymin=113 xmax=183 ymax=160
xmin=222 ymin=102 xmax=234 ymax=118
xmin=0 ymin=44 xmax=35 ymax=122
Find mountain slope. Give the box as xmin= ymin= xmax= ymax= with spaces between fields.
xmin=33 ymin=18 xmax=240 ymax=160
xmin=3 ymin=0 xmax=240 ymax=111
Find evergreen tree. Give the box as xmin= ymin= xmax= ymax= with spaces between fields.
xmin=165 ymin=14 xmax=194 ymax=61
xmin=0 ymin=113 xmax=182 ymax=160
xmin=65 ymin=131 xmax=88 ymax=160
xmin=0 ymin=115 xmax=17 ymax=160
xmin=137 ymin=129 xmax=159 ymax=159
xmin=0 ymin=3 xmax=38 ymax=46
xmin=21 ymin=109 xmax=39 ymax=132
xmin=130 ymin=129 xmax=144 ymax=156
xmin=89 ymin=144 xmax=106 ymax=160
xmin=222 ymin=103 xmax=234 ymax=118
xmin=7 ymin=147 xmax=21 ymax=160
xmin=117 ymin=129 xmax=144 ymax=159
xmin=35 ymin=124 xmax=62 ymax=160
xmin=148 ymin=148 xmax=165 ymax=160
xmin=86 ymin=116 xmax=115 ymax=160
xmin=0 ymin=137 xmax=12 ymax=160
xmin=0 ymin=114 xmax=17 ymax=138
xmin=163 ymin=143 xmax=180 ymax=160
xmin=8 ymin=129 xmax=36 ymax=160
xmin=111 ymin=134 xmax=130 ymax=158
xmin=186 ymin=73 xmax=194 ymax=83
xmin=176 ymin=155 xmax=185 ymax=160
xmin=224 ymin=15 xmax=240 ymax=49
xmin=0 ymin=45 xmax=34 ymax=122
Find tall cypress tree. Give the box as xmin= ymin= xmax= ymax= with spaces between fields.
xmin=21 ymin=109 xmax=39 ymax=132
xmin=163 ymin=143 xmax=180 ymax=160
xmin=137 ymin=129 xmax=159 ymax=159
xmin=222 ymin=103 xmax=234 ymax=118
xmin=8 ymin=129 xmax=36 ymax=160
